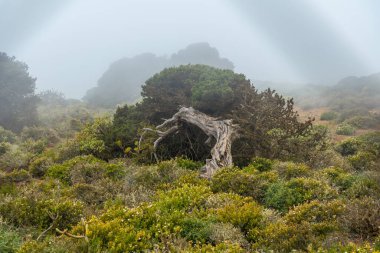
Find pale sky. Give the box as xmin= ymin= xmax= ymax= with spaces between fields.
xmin=1 ymin=0 xmax=379 ymax=98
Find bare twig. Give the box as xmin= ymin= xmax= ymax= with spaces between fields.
xmin=36 ymin=212 xmax=60 ymax=241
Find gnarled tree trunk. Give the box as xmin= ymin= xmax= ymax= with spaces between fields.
xmin=143 ymin=107 xmax=239 ymax=178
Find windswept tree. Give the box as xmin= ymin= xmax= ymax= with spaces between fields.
xmin=0 ymin=52 xmax=39 ymax=132
xmin=113 ymin=65 xmax=318 ymax=173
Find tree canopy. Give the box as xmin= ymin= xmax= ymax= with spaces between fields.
xmin=0 ymin=52 xmax=39 ymax=132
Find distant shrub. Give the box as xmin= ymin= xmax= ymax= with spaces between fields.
xmin=345 ymin=115 xmax=379 ymax=129
xmin=0 ymin=127 xmax=16 ymax=143
xmin=20 ymin=126 xmax=60 ymax=145
xmin=0 ymin=142 xmax=10 ymax=156
xmin=320 ymin=111 xmax=338 ymax=121
xmin=264 ymin=178 xmax=337 ymax=212
xmin=336 ymin=123 xmax=356 ymax=136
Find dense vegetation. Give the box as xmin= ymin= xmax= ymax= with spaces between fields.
xmin=1 ymin=55 xmax=380 ymax=252
xmin=83 ymin=43 xmax=234 ymax=108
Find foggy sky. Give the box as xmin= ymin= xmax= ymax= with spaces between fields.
xmin=1 ymin=0 xmax=380 ymax=98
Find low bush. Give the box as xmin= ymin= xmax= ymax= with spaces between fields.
xmin=217 ymin=201 xmax=263 ymax=242
xmin=345 ymin=115 xmax=379 ymax=129
xmin=258 ymin=200 xmax=345 ymax=252
xmin=272 ymin=161 xmax=311 ymax=179
xmin=0 ymin=224 xmax=22 ymax=253
xmin=336 ymin=123 xmax=356 ymax=136
xmin=211 ymin=167 xmax=278 ymax=202
xmin=0 ymin=196 xmax=83 ymax=230
xmin=264 ymin=177 xmax=337 ymax=212
xmin=340 ymin=197 xmax=380 ymax=239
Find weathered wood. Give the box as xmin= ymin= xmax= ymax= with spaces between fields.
xmin=144 ymin=107 xmax=239 ymax=178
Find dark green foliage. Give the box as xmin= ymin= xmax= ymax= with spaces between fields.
xmin=0 ymin=52 xmax=39 ymax=132
xmin=175 ymin=157 xmax=203 ymax=171
xmin=336 ymin=132 xmax=380 ymax=171
xmin=264 ymin=177 xmax=337 ymax=212
xmin=180 ymin=217 xmax=213 ymax=243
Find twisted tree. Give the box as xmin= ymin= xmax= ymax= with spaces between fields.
xmin=113 ymin=65 xmax=318 ymax=175
xmin=142 ymin=107 xmax=239 ymax=178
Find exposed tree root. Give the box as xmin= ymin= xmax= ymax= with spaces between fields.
xmin=141 ymin=107 xmax=239 ymax=178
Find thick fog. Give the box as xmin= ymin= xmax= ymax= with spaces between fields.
xmin=1 ymin=0 xmax=380 ymax=98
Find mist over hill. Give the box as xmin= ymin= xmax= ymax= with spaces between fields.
xmin=83 ymin=42 xmax=234 ymax=108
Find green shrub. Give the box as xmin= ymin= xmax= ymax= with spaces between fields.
xmin=0 ymin=169 xmax=30 ymax=184
xmin=258 ymin=200 xmax=344 ymax=252
xmin=217 ymin=201 xmax=263 ymax=241
xmin=348 ymin=151 xmax=376 ymax=171
xmin=0 ymin=127 xmax=16 ymax=143
xmin=264 ymin=178 xmax=337 ymax=212
xmin=46 ymin=155 xmax=125 ymax=185
xmin=335 ymin=138 xmax=361 ymax=156
xmin=130 ymin=160 xmax=189 ymax=190
xmin=211 ymin=168 xmax=278 ymax=203
xmin=29 ymin=156 xmax=54 ymax=178
xmin=180 ymin=217 xmax=213 ymax=243
xmin=318 ymin=167 xmax=355 ymax=191
xmin=272 ymin=161 xmax=311 ymax=179
xmin=345 ymin=174 xmax=380 ymax=198
xmin=211 ymin=168 xmax=255 ymax=196
xmin=320 ymin=111 xmax=338 ymax=121
xmin=175 ymin=157 xmax=203 ymax=171
xmin=335 ymin=123 xmax=356 ymax=136
xmin=0 ymin=197 xmax=83 ymax=230
xmin=0 ymin=142 xmax=11 ymax=156
xmin=0 ymin=225 xmax=21 ymax=253
xmin=250 ymin=157 xmax=273 ymax=172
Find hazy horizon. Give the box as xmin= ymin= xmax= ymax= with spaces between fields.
xmin=1 ymin=0 xmax=380 ymax=98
